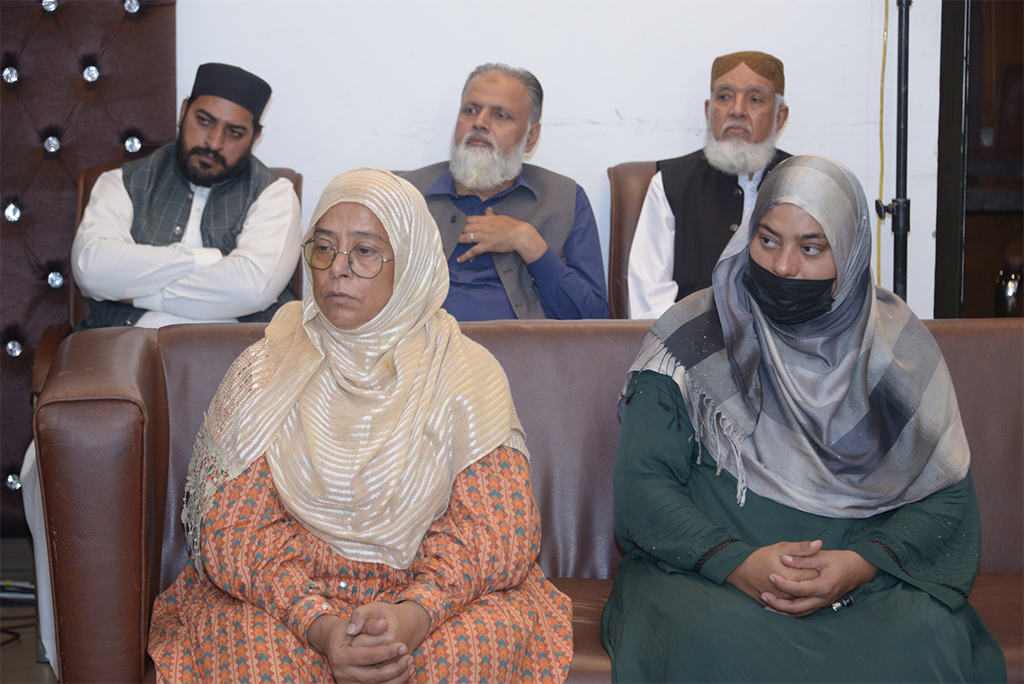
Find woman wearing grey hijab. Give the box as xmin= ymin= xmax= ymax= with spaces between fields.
xmin=602 ymin=156 xmax=1005 ymax=682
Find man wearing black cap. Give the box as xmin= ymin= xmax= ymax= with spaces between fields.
xmin=22 ymin=63 xmax=301 ymax=677
xmin=628 ymin=51 xmax=791 ymax=319
xmin=70 ymin=62 xmax=301 ymax=329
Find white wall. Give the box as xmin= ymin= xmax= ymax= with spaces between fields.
xmin=177 ymin=0 xmax=943 ymax=318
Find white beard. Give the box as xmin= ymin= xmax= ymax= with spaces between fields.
xmin=703 ymin=123 xmax=779 ymax=177
xmin=449 ymin=130 xmax=528 ymax=192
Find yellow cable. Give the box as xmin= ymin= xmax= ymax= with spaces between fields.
xmin=877 ymin=0 xmax=889 ymax=285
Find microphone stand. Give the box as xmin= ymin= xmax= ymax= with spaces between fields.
xmin=875 ymin=0 xmax=912 ymax=301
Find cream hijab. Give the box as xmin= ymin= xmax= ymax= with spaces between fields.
xmin=186 ymin=167 xmax=526 ymax=570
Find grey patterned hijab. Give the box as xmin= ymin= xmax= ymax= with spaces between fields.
xmin=628 ymin=155 xmax=969 ymax=517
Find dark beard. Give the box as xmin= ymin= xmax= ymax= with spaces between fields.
xmin=175 ymin=132 xmax=252 ymax=187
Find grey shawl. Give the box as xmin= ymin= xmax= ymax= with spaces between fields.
xmin=628 ymin=155 xmax=969 ymax=518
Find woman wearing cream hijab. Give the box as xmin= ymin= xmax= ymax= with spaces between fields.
xmin=149 ymin=168 xmax=572 ymax=683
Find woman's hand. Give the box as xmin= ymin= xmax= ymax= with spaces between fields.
xmin=761 ymin=549 xmax=877 ymax=618
xmin=725 ymin=540 xmax=822 ymax=603
xmin=347 ymin=601 xmax=432 ymax=655
xmin=308 ymin=614 xmax=413 ymax=684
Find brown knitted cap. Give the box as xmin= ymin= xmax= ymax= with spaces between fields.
xmin=711 ymin=51 xmax=784 ymax=95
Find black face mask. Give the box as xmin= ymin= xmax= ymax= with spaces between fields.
xmin=742 ymin=257 xmax=835 ymax=325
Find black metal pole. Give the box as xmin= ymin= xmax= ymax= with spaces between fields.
xmin=893 ymin=0 xmax=912 ymax=300
xmin=876 ymin=0 xmax=912 ymax=301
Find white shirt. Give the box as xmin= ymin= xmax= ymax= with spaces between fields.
xmin=71 ymin=167 xmax=303 ymax=328
xmin=628 ymin=168 xmax=764 ymax=320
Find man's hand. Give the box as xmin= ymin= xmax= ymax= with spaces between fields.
xmin=725 ymin=540 xmax=822 ymax=604
xmin=761 ymin=549 xmax=877 ymax=618
xmin=307 ymin=614 xmax=413 ymax=684
xmin=458 ymin=207 xmax=548 ymax=264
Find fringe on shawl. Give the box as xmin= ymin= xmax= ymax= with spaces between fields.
xmin=675 ymin=367 xmax=749 ymax=507
xmin=626 ymin=328 xmax=751 ymax=507
xmin=182 ymin=418 xmax=235 ymax=582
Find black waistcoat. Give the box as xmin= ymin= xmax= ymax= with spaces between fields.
xmin=658 ymin=148 xmax=789 ymax=300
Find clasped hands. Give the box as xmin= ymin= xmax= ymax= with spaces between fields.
xmin=725 ymin=540 xmax=876 ymax=618
xmin=308 ymin=600 xmax=430 ymax=684
xmin=456 ymin=208 xmax=548 ymax=265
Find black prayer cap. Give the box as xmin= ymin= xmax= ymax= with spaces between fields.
xmin=189 ymin=63 xmax=272 ymax=124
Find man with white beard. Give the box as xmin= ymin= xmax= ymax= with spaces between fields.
xmin=628 ymin=51 xmax=791 ymax=319
xmin=404 ymin=63 xmax=608 ymax=320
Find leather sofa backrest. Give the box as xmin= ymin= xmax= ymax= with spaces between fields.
xmin=607 ymin=162 xmax=657 ymax=319
xmin=33 ymin=317 xmax=1023 ymax=684
xmin=926 ymin=318 xmax=1023 ymax=573
xmin=149 ymin=317 xmax=1023 ymax=597
xmin=153 ymin=320 xmax=651 ymax=594
xmin=156 ymin=324 xmax=267 ymax=593
xmin=454 ymin=320 xmax=649 ymax=579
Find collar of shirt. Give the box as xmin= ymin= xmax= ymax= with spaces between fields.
xmin=182 ymin=183 xmax=212 ymax=248
xmin=737 ymin=168 xmax=765 ymax=191
xmin=738 ymin=168 xmax=766 ymax=235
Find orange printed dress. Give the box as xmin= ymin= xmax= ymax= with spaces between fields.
xmin=148 ymin=445 xmax=572 ymax=683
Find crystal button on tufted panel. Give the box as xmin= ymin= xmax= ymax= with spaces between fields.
xmin=0 ymin=0 xmax=176 ymax=535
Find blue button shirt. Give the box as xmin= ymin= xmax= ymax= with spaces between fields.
xmin=423 ymin=170 xmax=609 ymax=321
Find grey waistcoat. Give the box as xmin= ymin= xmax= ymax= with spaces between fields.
xmin=79 ymin=144 xmax=291 ymax=329
xmin=402 ymin=162 xmax=576 ymax=319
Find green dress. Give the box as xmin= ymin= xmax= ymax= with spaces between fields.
xmin=601 ymin=371 xmax=1006 ymax=683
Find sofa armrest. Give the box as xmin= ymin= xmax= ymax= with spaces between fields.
xmin=30 ymin=323 xmax=73 ymax=400
xmin=34 ymin=327 xmax=165 ymax=684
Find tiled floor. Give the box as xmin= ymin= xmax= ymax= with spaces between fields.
xmin=1 ymin=537 xmax=57 ymax=684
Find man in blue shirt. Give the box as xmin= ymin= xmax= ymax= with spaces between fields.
xmin=404 ymin=63 xmax=608 ymax=320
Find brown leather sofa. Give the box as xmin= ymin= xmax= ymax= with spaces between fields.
xmin=34 ymin=318 xmax=1023 ymax=683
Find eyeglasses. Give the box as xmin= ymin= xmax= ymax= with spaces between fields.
xmin=302 ymin=238 xmax=395 ymax=279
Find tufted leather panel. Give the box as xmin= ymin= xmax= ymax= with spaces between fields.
xmin=1 ymin=0 xmax=176 ymax=535
xmin=606 ymin=162 xmax=656 ymax=319
xmin=34 ymin=318 xmax=1023 ymax=682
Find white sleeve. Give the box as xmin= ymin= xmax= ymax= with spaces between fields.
xmin=71 ymin=169 xmax=221 ymax=301
xmin=132 ymin=177 xmax=303 ymax=319
xmin=627 ymin=171 xmax=679 ymax=319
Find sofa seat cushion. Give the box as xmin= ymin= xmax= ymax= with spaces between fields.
xmin=551 ymin=578 xmax=613 ymax=683
xmin=547 ymin=573 xmax=1022 ymax=684
xmin=970 ymin=572 xmax=1023 ymax=682
xmin=143 ymin=579 xmax=615 ymax=684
